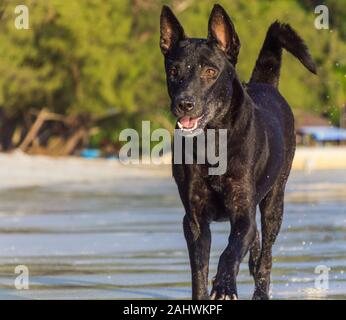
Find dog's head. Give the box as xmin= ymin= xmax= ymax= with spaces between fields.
xmin=160 ymin=4 xmax=241 ymax=133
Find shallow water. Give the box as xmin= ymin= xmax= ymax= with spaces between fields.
xmin=0 ymin=170 xmax=345 ymax=300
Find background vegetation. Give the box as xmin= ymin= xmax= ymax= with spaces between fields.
xmin=0 ymin=0 xmax=345 ymax=154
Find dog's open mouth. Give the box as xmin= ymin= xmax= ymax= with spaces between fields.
xmin=177 ymin=115 xmax=204 ymax=132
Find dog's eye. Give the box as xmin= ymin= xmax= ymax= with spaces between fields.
xmin=169 ymin=67 xmax=178 ymax=77
xmin=201 ymin=68 xmax=218 ymax=78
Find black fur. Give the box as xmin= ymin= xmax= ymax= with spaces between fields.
xmin=159 ymin=4 xmax=316 ymax=300
xmin=250 ymin=21 xmax=317 ymax=87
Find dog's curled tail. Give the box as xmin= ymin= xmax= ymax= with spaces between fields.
xmin=249 ymin=21 xmax=317 ymax=87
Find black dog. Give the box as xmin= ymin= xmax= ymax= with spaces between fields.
xmin=160 ymin=4 xmax=316 ymax=300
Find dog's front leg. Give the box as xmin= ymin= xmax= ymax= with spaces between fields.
xmin=183 ymin=214 xmax=211 ymax=300
xmin=211 ymin=208 xmax=256 ymax=300
xmin=174 ymin=164 xmax=211 ymax=300
xmin=211 ymin=184 xmax=257 ymax=300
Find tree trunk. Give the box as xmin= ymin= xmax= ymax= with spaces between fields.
xmin=19 ymin=109 xmax=48 ymax=151
xmin=62 ymin=128 xmax=88 ymax=155
xmin=0 ymin=114 xmax=16 ymax=151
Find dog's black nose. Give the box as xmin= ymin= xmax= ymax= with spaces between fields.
xmin=177 ymin=97 xmax=195 ymax=112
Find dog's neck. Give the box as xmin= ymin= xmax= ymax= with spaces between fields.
xmin=207 ymin=74 xmax=254 ymax=139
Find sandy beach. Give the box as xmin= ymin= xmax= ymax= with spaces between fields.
xmin=0 ymin=147 xmax=345 ymax=189
xmin=0 ymin=151 xmax=171 ymax=190
xmin=293 ymin=147 xmax=346 ymax=171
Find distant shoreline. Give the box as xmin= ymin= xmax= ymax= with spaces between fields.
xmin=0 ymin=147 xmax=345 ymax=189
xmin=293 ymin=146 xmax=346 ymax=171
xmin=0 ymin=150 xmax=170 ymax=190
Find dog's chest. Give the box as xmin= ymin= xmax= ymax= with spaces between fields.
xmin=206 ymin=175 xmax=226 ymax=194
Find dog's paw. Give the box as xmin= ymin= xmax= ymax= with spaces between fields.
xmin=210 ymin=276 xmax=238 ymax=300
xmin=210 ymin=291 xmax=238 ymax=300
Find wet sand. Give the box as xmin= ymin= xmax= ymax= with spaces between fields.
xmin=1 ymin=147 xmax=346 ymax=190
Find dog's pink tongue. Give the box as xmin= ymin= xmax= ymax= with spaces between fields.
xmin=179 ymin=116 xmax=197 ymax=129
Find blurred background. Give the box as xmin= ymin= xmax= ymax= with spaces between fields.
xmin=0 ymin=0 xmax=346 ymax=154
xmin=0 ymin=0 xmax=345 ymax=300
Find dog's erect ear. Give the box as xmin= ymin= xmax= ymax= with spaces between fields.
xmin=160 ymin=5 xmax=186 ymax=55
xmin=207 ymin=4 xmax=240 ymax=66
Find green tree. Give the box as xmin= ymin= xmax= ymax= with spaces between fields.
xmin=0 ymin=0 xmax=345 ymax=152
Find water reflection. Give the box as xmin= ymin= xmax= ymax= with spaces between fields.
xmin=0 ymin=170 xmax=345 ymax=299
